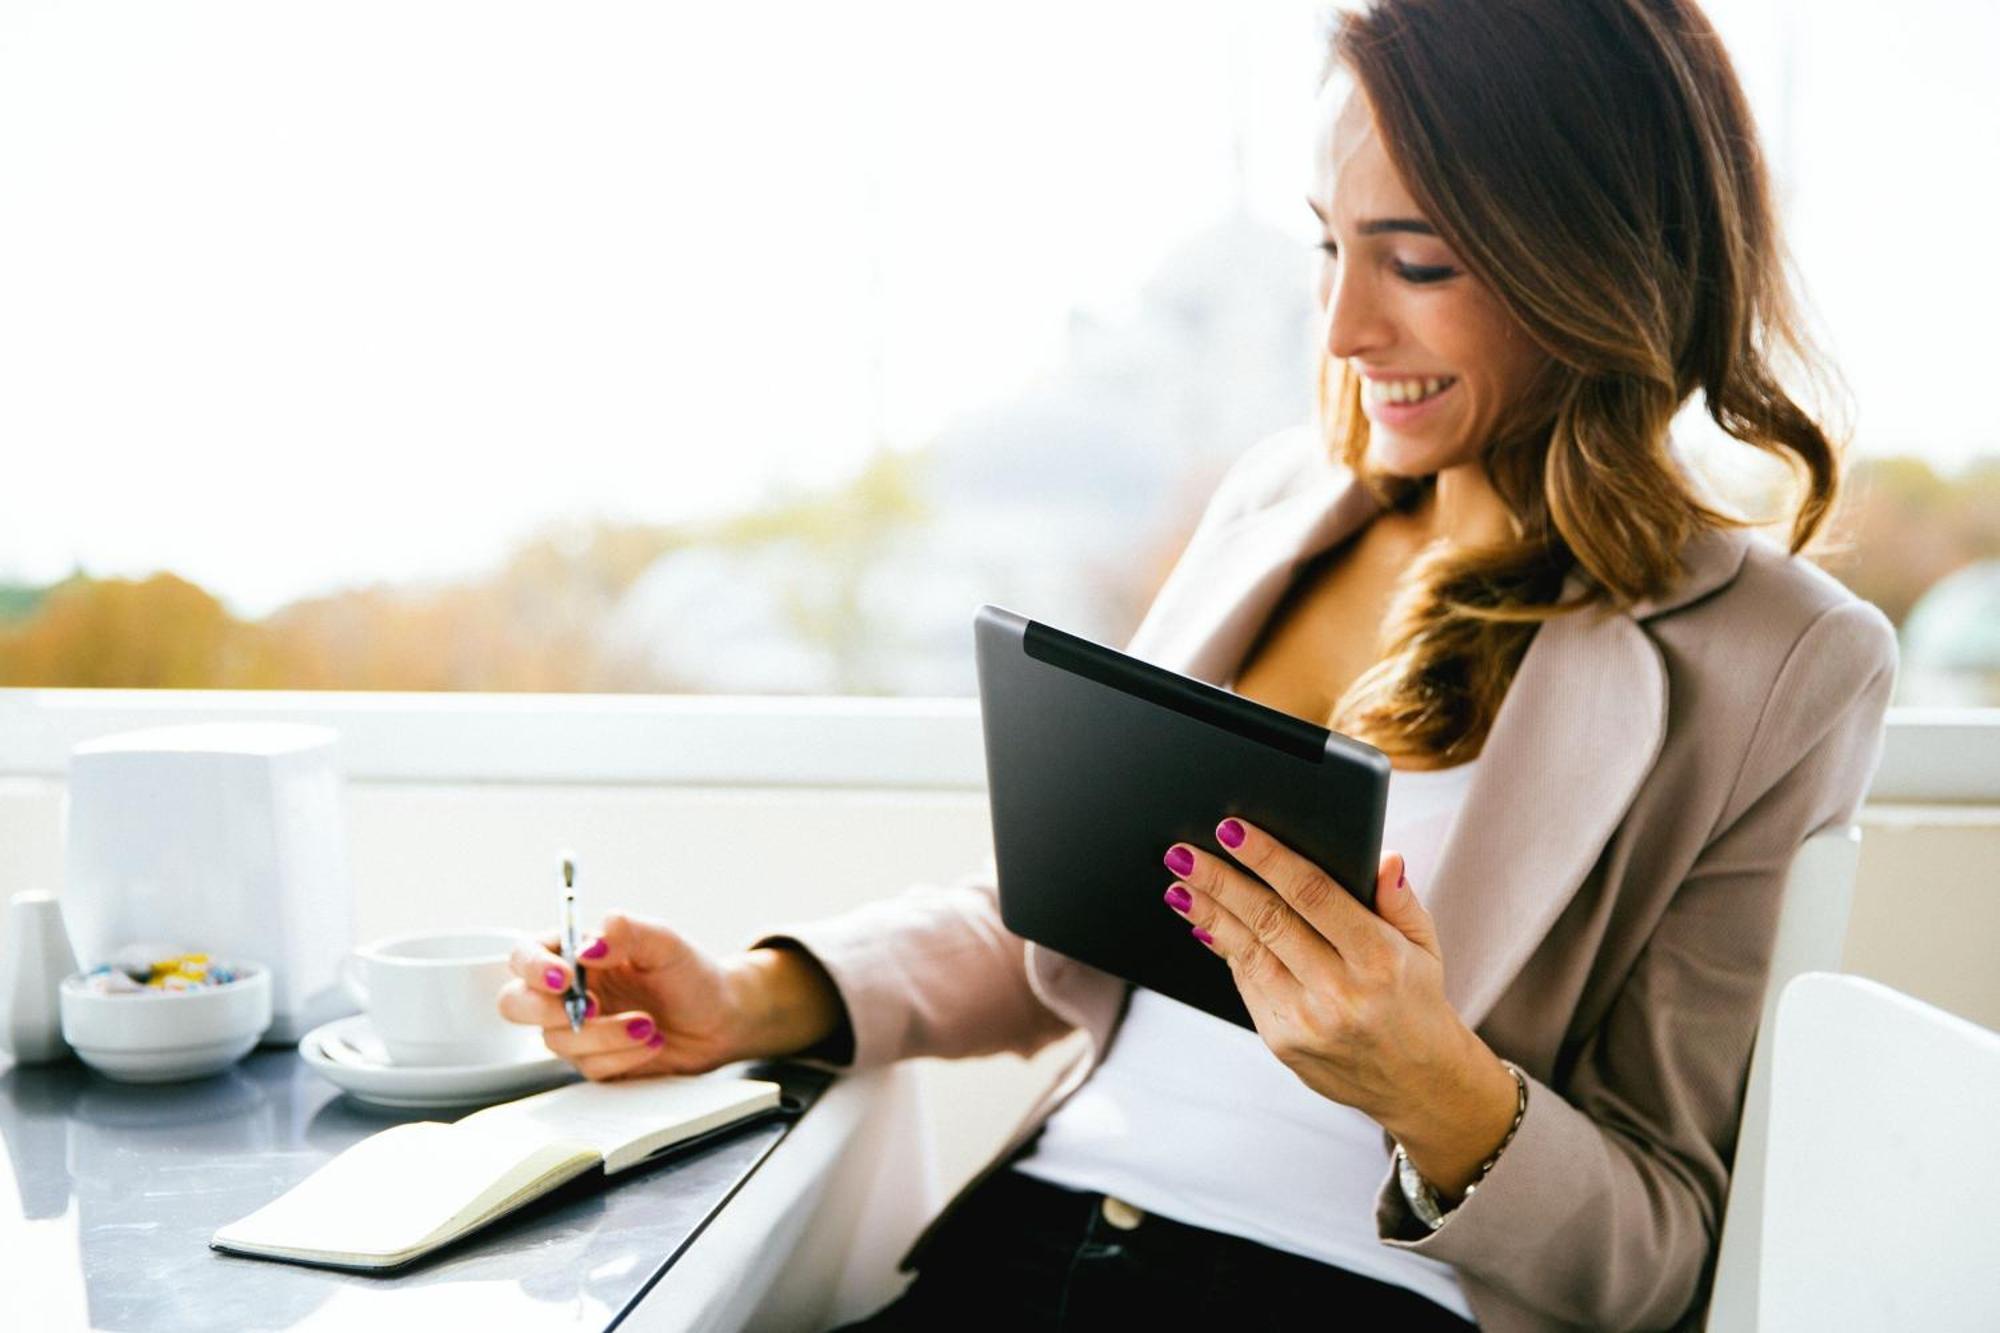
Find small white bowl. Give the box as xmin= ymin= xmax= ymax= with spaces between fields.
xmin=59 ymin=964 xmax=273 ymax=1083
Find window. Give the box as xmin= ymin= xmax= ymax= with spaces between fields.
xmin=2 ymin=2 xmax=1993 ymax=704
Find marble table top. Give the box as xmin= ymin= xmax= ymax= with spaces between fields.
xmin=0 ymin=1048 xmax=831 ymax=1332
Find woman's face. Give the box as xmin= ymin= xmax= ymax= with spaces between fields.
xmin=1311 ymin=82 xmax=1548 ymax=479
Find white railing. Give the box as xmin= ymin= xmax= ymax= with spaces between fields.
xmin=0 ymin=690 xmax=985 ymax=790
xmin=1 ymin=690 xmax=1994 ymax=802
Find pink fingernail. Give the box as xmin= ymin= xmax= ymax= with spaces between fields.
xmin=583 ymin=996 xmax=599 ymax=1019
xmin=580 ymin=937 xmax=609 ymax=960
xmin=626 ymin=1017 xmax=655 ymax=1042
xmin=543 ymin=967 xmax=567 ymax=991
xmin=1217 ymin=819 xmax=1245 ymax=849
xmin=646 ymin=1034 xmax=664 ymax=1050
xmin=1164 ymin=885 xmax=1192 ymax=914
xmin=1164 ymin=846 xmax=1195 ymax=877
xmin=1192 ymin=927 xmax=1215 ymax=946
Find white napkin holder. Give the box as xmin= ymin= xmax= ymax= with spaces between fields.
xmin=61 ymin=722 xmax=357 ymax=1043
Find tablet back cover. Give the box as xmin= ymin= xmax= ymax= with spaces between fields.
xmin=974 ymin=605 xmax=1389 ymax=1031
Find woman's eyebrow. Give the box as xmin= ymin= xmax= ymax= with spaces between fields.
xmin=1359 ymin=218 xmax=1438 ymax=237
xmin=1303 ymin=197 xmax=1438 ymax=237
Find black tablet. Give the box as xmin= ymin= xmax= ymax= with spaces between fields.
xmin=973 ymin=604 xmax=1391 ymax=1031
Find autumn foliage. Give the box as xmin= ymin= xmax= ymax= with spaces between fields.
xmin=0 ymin=449 xmax=934 ymax=692
xmin=1 ymin=453 xmax=1993 ymax=693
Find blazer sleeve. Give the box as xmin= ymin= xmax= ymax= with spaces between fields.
xmin=744 ymin=429 xmax=1315 ymax=1071
xmin=748 ymin=852 xmax=1073 ymax=1070
xmin=1371 ymin=597 xmax=1899 ymax=1330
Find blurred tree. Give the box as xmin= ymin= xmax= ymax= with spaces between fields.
xmin=0 ymin=573 xmax=244 ymax=687
xmin=0 ymin=582 xmax=46 ymax=624
xmin=689 ymin=445 xmax=930 ymax=692
xmin=2 ymin=450 xmax=1992 ymax=694
xmin=1823 ymin=456 xmax=2000 ymax=625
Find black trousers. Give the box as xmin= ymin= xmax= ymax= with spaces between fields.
xmin=830 ymin=1163 xmax=1480 ymax=1331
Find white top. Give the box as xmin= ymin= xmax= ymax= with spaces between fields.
xmin=1013 ymin=757 xmax=1483 ymax=1322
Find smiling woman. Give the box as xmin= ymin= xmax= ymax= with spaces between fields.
xmin=485 ymin=3 xmax=1898 ymax=1332
xmin=1301 ymin=1 xmax=1847 ymax=770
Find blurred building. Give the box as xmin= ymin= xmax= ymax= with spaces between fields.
xmin=1898 ymin=559 xmax=2000 ymax=706
xmin=608 ymin=212 xmax=1320 ymax=695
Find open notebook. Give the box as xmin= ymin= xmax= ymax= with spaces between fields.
xmin=212 ymin=1072 xmax=785 ymax=1270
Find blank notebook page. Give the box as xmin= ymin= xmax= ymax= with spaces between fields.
xmin=215 ymin=1121 xmax=596 ymax=1262
xmin=460 ymin=1074 xmax=782 ymax=1173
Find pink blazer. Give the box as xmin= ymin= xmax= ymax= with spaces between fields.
xmin=754 ymin=427 xmax=1898 ymax=1332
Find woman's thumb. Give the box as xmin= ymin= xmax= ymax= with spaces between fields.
xmin=1375 ymin=854 xmax=1439 ymax=955
xmin=588 ymin=911 xmax=694 ymax=971
xmin=579 ymin=911 xmax=640 ymax=965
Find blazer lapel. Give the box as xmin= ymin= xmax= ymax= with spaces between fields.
xmin=1112 ymin=452 xmax=1749 ymax=1035
xmin=1125 ymin=452 xmax=1382 ymax=684
xmin=1423 ymin=605 xmax=1667 ymax=1030
xmin=1424 ymin=523 xmax=1751 ymax=1029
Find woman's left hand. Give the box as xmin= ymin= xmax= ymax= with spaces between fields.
xmin=1163 ymin=817 xmax=1484 ymax=1133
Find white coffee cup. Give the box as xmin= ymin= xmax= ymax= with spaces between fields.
xmin=340 ymin=929 xmax=534 ymax=1067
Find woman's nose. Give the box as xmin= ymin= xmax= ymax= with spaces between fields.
xmin=1321 ymin=267 xmax=1389 ymax=362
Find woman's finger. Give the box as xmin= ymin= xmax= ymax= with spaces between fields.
xmin=540 ymin=1009 xmax=665 ymax=1067
xmin=571 ymin=1034 xmax=669 ymax=1082
xmin=497 ymin=978 xmax=600 ymax=1029
xmin=1163 ymin=838 xmax=1341 ymax=990
xmin=582 ymin=912 xmax=704 ymax=972
xmin=521 ymin=912 xmax=703 ymax=985
xmin=509 ymin=938 xmax=578 ymax=996
xmin=574 ymin=1044 xmax=665 ymax=1082
xmin=1177 ymin=881 xmax=1292 ymax=998
xmin=1210 ymin=817 xmax=1388 ymax=967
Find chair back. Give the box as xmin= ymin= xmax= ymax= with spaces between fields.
xmin=1703 ymin=824 xmax=1862 ymax=1331
xmin=1757 ymin=972 xmax=2000 ymax=1331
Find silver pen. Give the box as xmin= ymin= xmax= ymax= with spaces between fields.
xmin=559 ymin=853 xmax=587 ymax=1032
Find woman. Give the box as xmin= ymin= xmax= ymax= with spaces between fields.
xmin=498 ymin=1 xmax=1897 ymax=1328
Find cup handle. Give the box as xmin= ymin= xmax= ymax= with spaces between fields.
xmin=339 ymin=954 xmax=368 ymax=1010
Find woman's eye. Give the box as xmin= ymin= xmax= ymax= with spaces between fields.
xmin=1394 ymin=262 xmax=1458 ymax=284
xmin=1316 ymin=241 xmax=1456 ymax=286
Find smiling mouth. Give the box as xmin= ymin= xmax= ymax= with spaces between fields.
xmin=1363 ymin=376 xmax=1458 ymax=407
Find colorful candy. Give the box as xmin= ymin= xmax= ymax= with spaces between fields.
xmin=80 ymin=947 xmax=245 ymax=994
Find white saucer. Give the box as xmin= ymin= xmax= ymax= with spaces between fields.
xmin=299 ymin=1015 xmax=577 ymax=1110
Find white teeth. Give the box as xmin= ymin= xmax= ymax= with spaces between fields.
xmin=1365 ymin=376 xmax=1454 ymax=405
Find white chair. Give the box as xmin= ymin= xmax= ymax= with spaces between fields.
xmin=1705 ymin=824 xmax=1863 ymax=1331
xmin=1754 ymin=972 xmax=2000 ymax=1332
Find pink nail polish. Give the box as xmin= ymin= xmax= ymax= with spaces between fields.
xmin=646 ymin=1034 xmax=664 ymax=1050
xmin=626 ymin=1017 xmax=655 ymax=1042
xmin=583 ymin=996 xmax=599 ymax=1019
xmin=1164 ymin=846 xmax=1195 ymax=877
xmin=1192 ymin=926 xmax=1215 ymax=946
xmin=1217 ymin=819 xmax=1245 ymax=849
xmin=1164 ymin=885 xmax=1192 ymax=914
xmin=544 ymin=967 xmax=567 ymax=991
xmin=580 ymin=937 xmax=609 ymax=960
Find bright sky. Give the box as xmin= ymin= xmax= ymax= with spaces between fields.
xmin=2 ymin=1 xmax=1992 ymax=618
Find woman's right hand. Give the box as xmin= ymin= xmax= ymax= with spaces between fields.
xmin=498 ymin=912 xmax=751 ymax=1082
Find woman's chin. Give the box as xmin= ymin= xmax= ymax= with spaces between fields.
xmin=1365 ymin=435 xmax=1450 ymax=479
xmin=1363 ymin=419 xmax=1486 ymax=480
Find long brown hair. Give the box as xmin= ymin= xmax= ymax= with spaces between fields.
xmin=1319 ymin=0 xmax=1846 ymax=766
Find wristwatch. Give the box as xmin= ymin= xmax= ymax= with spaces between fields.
xmin=1396 ymin=1059 xmax=1529 ymax=1231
